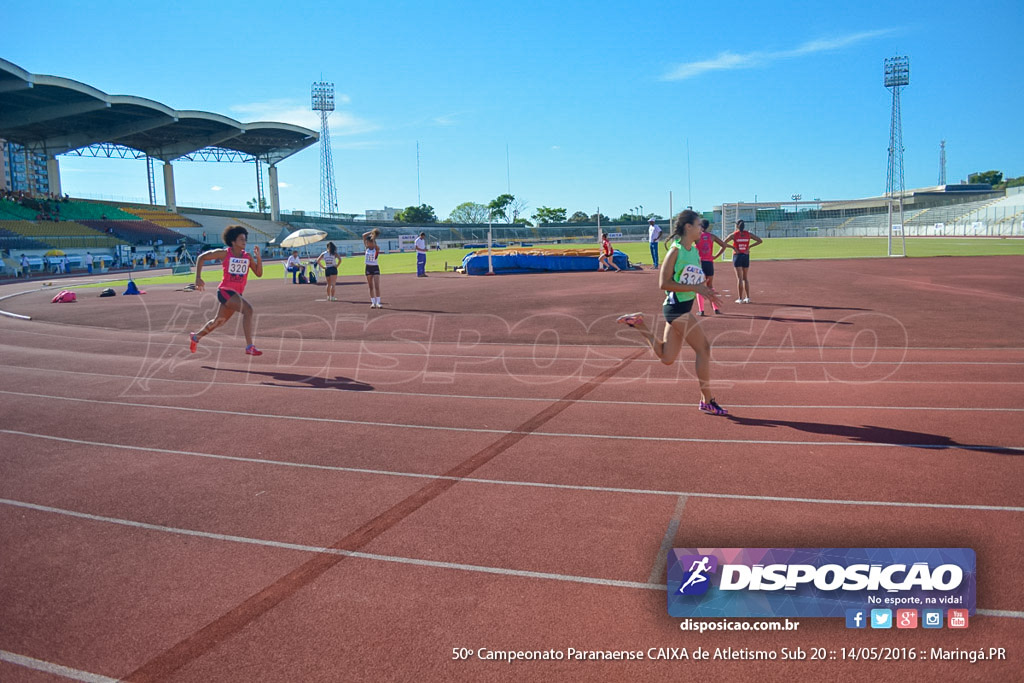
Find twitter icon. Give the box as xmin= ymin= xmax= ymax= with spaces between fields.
xmin=870 ymin=609 xmax=893 ymax=629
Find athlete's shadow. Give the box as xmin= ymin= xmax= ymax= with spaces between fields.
xmin=722 ymin=315 xmax=853 ymax=325
xmin=754 ymin=302 xmax=872 ymax=312
xmin=203 ymin=366 xmax=374 ymax=391
xmin=726 ymin=415 xmax=1020 ymax=455
xmin=335 ymin=301 xmax=451 ymax=313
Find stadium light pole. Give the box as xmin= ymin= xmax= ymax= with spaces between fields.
xmin=487 ymin=209 xmax=494 ymax=275
xmin=884 ymin=55 xmax=909 ymax=257
xmin=639 ymin=205 xmax=644 ymax=220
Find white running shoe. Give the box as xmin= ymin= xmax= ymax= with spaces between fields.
xmin=735 ymin=298 xmax=744 ymax=304
xmin=743 ymin=298 xmax=751 ymax=303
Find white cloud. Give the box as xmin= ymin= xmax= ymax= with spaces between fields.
xmin=278 ymin=181 xmax=291 ymax=188
xmin=229 ymin=99 xmax=377 ymax=135
xmin=433 ymin=113 xmax=458 ymax=126
xmin=211 ymin=185 xmax=223 ymax=191
xmin=551 ymin=145 xmax=561 ymax=150
xmin=663 ymin=29 xmax=896 ymax=81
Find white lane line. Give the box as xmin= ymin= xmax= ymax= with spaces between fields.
xmin=3 ymin=497 xmax=1022 ymax=620
xmin=0 ymin=649 xmax=118 ymax=683
xmin=2 ymin=324 xmax=1022 ymax=353
xmin=2 ymin=354 xmax=1021 ymax=386
xmin=648 ymin=496 xmax=688 ymax=584
xmin=977 ymin=609 xmax=1024 ymax=619
xmin=2 ymin=390 xmax=1022 ymax=452
xmin=4 ymin=339 xmax=1021 ymax=366
xmin=3 ymin=326 xmax=1024 ymax=364
xmin=0 ymin=497 xmax=658 ymax=591
xmin=2 ymin=364 xmax=1024 ymax=412
xmin=3 ymin=429 xmax=1023 ymax=513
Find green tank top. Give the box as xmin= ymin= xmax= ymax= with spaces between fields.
xmin=663 ymin=238 xmax=702 ymax=304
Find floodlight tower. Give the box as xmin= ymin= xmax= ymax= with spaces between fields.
xmin=884 ymin=56 xmax=909 ymax=256
xmin=312 ymin=81 xmax=339 ymax=216
xmin=939 ymin=140 xmax=947 ymax=185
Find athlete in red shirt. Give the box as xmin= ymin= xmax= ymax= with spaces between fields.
xmin=695 ymin=219 xmax=728 ymax=315
xmin=190 ymin=225 xmax=264 ymax=355
xmin=598 ymin=233 xmax=621 ymax=272
xmin=722 ymin=219 xmax=762 ymax=303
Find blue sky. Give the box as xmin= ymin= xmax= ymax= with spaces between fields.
xmin=6 ymin=0 xmax=1023 ymax=220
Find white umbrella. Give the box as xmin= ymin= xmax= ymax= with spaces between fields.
xmin=280 ymin=229 xmax=328 ymax=249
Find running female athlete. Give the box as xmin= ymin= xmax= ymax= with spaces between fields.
xmin=190 ymin=225 xmax=263 ymax=356
xmin=616 ymin=210 xmax=728 ymax=415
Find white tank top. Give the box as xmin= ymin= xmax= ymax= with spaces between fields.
xmin=364 ymin=246 xmax=378 ymax=266
xmin=320 ymin=251 xmax=337 ymax=267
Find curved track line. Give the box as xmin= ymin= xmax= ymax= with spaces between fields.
xmin=2 ymin=390 xmax=1021 ymax=452
xmin=3 ymin=364 xmax=1023 ymax=411
xmin=4 ymin=429 xmax=1021 ymax=512
xmin=3 ymin=323 xmax=1022 ymax=355
xmin=0 ymin=649 xmax=117 ymax=683
xmin=2 ymin=498 xmax=1021 ymax=623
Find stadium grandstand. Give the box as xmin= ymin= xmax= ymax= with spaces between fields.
xmin=715 ymin=184 xmax=1024 ymax=239
xmin=0 ymin=57 xmax=317 ymax=277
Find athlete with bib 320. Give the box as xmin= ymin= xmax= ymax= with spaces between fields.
xmin=616 ymin=210 xmax=728 ymax=415
xmin=190 ymin=225 xmax=264 ymax=356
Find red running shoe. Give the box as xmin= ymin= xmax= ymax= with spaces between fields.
xmin=189 ymin=333 xmax=198 ymax=353
xmin=245 ymin=344 xmax=263 ymax=356
xmin=616 ymin=312 xmax=644 ymax=328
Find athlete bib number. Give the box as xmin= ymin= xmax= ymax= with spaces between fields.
xmin=678 ymin=264 xmax=705 ymax=285
xmin=227 ymin=257 xmax=249 ymax=276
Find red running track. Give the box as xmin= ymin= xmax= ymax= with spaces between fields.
xmin=0 ymin=256 xmax=1022 ymax=682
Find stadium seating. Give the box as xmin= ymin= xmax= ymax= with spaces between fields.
xmin=0 ymin=220 xmax=124 ymax=248
xmin=122 ymin=206 xmax=203 ymax=228
xmin=0 ymin=198 xmax=41 ymax=220
xmin=0 ymin=226 xmax=49 ymax=250
xmin=77 ymin=219 xmax=197 ymax=245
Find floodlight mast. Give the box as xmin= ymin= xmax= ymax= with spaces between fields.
xmin=312 ymin=81 xmax=339 ymax=217
xmin=884 ymin=56 xmax=909 ymax=257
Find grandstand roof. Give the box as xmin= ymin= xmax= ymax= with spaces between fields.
xmin=0 ymin=58 xmax=318 ymax=164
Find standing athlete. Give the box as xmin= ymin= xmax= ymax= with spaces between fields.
xmin=363 ymin=228 xmax=382 ymax=308
xmin=723 ymin=219 xmax=762 ymax=303
xmin=695 ymin=218 xmax=727 ymax=316
xmin=314 ymin=241 xmax=341 ymax=301
xmin=190 ymin=225 xmax=264 ymax=356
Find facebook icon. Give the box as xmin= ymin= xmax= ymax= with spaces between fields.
xmin=845 ymin=609 xmax=867 ymax=629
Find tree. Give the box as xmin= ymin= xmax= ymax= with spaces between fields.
xmin=448 ymin=202 xmax=490 ymax=224
xmin=246 ymin=197 xmax=269 ymax=212
xmin=487 ymin=194 xmax=515 ymax=222
xmin=509 ymin=197 xmax=529 ymax=224
xmin=568 ymin=211 xmax=590 ymax=223
xmin=968 ymin=170 xmax=1003 ymax=186
xmin=532 ymin=207 xmax=567 ymax=224
xmin=590 ymin=213 xmax=610 ymax=224
xmin=395 ymin=204 xmax=437 ymax=223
